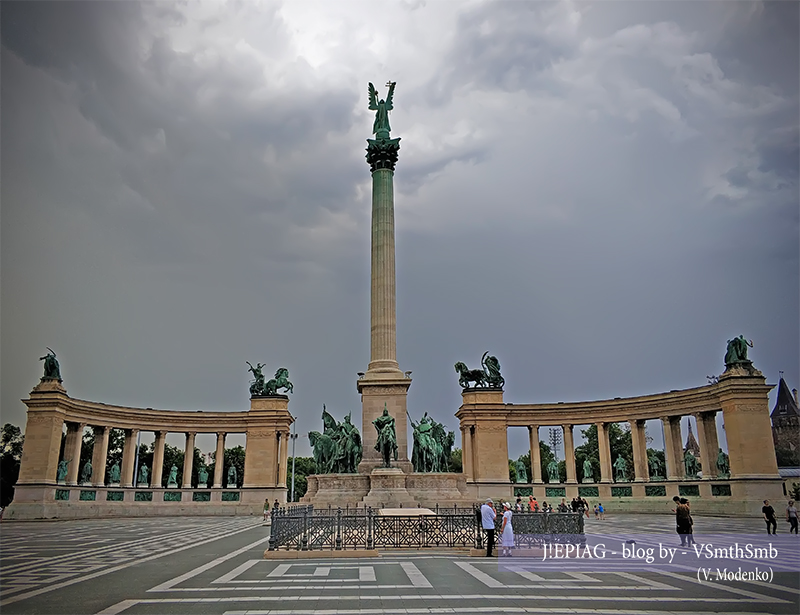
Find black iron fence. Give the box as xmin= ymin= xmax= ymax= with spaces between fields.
xmin=268 ymin=505 xmax=584 ymax=551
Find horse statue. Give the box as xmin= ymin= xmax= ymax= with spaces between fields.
xmin=481 ymin=352 xmax=505 ymax=389
xmin=373 ymin=406 xmax=397 ymax=468
xmin=309 ymin=430 xmax=336 ymax=474
xmin=264 ymin=367 xmax=293 ymax=395
xmin=454 ymin=362 xmax=487 ymax=388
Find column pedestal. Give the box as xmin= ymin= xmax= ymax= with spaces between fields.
xmin=357 ymin=376 xmax=412 ymax=474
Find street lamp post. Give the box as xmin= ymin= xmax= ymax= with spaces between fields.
xmin=289 ymin=423 xmax=298 ymax=502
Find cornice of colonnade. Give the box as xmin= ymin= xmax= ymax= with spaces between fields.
xmin=455 ymin=379 xmax=769 ymax=426
xmin=23 ymin=387 xmax=258 ymax=433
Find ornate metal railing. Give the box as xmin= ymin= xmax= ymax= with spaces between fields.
xmin=268 ymin=505 xmax=583 ymax=551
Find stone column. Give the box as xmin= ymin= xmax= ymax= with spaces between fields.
xmin=563 ymin=424 xmax=577 ymax=484
xmin=629 ymin=419 xmax=648 ymax=482
xmin=182 ymin=432 xmax=196 ymax=488
xmin=694 ymin=412 xmax=719 ymax=479
xmin=529 ymin=425 xmax=542 ymax=484
xmin=596 ymin=422 xmax=612 ymax=483
xmin=151 ymin=431 xmax=167 ymax=488
xmin=278 ymin=431 xmax=289 ymax=487
xmin=121 ymin=429 xmax=139 ymax=488
xmin=670 ymin=418 xmax=684 ymax=479
xmin=65 ymin=422 xmax=86 ymax=485
xmin=461 ymin=426 xmax=473 ymax=480
xmin=367 ymin=167 xmax=402 ymax=375
xmin=213 ymin=432 xmax=226 ymax=488
xmin=358 ymin=127 xmax=411 ymax=473
xmin=661 ymin=417 xmax=680 ymax=480
xmin=91 ymin=426 xmax=110 ymax=486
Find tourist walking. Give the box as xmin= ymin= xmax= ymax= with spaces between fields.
xmin=481 ymin=498 xmax=497 ymax=557
xmin=786 ymin=500 xmax=798 ymax=534
xmin=263 ymin=499 xmax=270 ymax=521
xmin=597 ymin=503 xmax=605 ymax=519
xmin=763 ymin=499 xmax=777 ymax=535
xmin=500 ymin=502 xmax=515 ymax=557
xmin=674 ymin=497 xmax=695 ymax=546
xmin=582 ymin=498 xmax=590 ymax=517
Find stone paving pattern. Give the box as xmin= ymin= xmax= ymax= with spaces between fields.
xmin=1 ymin=513 xmax=798 ymax=614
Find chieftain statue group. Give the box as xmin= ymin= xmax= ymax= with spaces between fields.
xmin=309 ymin=406 xmax=363 ymax=474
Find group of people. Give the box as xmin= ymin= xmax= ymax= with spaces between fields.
xmin=479 ymin=495 xmax=602 ymax=557
xmin=762 ymin=499 xmax=798 ymax=535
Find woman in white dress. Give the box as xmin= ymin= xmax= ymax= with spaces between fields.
xmin=500 ymin=502 xmax=514 ymax=556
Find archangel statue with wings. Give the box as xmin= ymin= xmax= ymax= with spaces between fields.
xmin=368 ymin=81 xmax=396 ymax=140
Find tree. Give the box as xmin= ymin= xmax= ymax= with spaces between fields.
xmin=573 ymin=424 xmax=633 ymax=481
xmin=0 ymin=424 xmax=24 ymax=506
xmin=287 ymin=456 xmax=316 ymax=501
xmin=209 ymin=446 xmax=245 ymax=488
xmin=450 ymin=448 xmax=462 ymax=473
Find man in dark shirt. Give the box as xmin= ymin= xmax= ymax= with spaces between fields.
xmin=762 ymin=499 xmax=777 ymax=535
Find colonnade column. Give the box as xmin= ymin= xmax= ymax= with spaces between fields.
xmin=596 ymin=422 xmax=612 ymax=483
xmin=121 ymin=429 xmax=139 ymax=488
xmin=213 ymin=432 xmax=226 ymax=488
xmin=151 ymin=431 xmax=166 ymax=488
xmin=693 ymin=412 xmax=718 ymax=479
xmin=91 ymin=426 xmax=110 ymax=486
xmin=661 ymin=417 xmax=680 ymax=480
xmin=563 ymin=424 xmax=577 ymax=484
xmin=462 ymin=426 xmax=473 ymax=480
xmin=64 ymin=422 xmax=85 ymax=485
xmin=629 ymin=419 xmax=648 ymax=482
xmin=182 ymin=432 xmax=196 ymax=488
xmin=278 ymin=431 xmax=289 ymax=487
xmin=529 ymin=425 xmax=542 ymax=483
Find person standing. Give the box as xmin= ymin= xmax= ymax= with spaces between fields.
xmin=597 ymin=503 xmax=605 ymax=519
xmin=786 ymin=500 xmax=798 ymax=534
xmin=263 ymin=499 xmax=270 ymax=521
xmin=763 ymin=499 xmax=777 ymax=535
xmin=481 ymin=498 xmax=497 ymax=557
xmin=500 ymin=502 xmax=515 ymax=557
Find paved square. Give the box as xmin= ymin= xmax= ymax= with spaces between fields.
xmin=1 ymin=514 xmax=798 ymax=614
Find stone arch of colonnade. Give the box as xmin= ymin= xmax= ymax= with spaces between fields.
xmin=9 ymin=379 xmax=293 ymax=519
xmin=456 ymin=371 xmax=782 ymax=515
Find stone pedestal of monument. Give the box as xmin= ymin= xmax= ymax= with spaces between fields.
xmin=360 ymin=467 xmax=419 ymax=508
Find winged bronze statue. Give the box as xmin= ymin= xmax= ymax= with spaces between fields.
xmin=368 ymin=81 xmax=396 ymax=139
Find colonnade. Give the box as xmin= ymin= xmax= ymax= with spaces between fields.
xmin=516 ymin=412 xmax=721 ymax=484
xmin=61 ymin=423 xmax=239 ymax=488
xmin=456 ymin=371 xmax=782 ymax=513
xmin=10 ymin=379 xmax=293 ymax=519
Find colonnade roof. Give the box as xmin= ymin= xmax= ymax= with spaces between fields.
xmin=25 ymin=390 xmax=292 ymax=433
xmin=457 ymin=380 xmax=771 ymax=426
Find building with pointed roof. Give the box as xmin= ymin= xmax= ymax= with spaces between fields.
xmin=684 ymin=422 xmax=701 ymax=457
xmin=771 ymin=377 xmax=800 ymax=467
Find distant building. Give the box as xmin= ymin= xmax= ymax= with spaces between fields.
xmin=684 ymin=422 xmax=701 ymax=457
xmin=771 ymin=377 xmax=800 ymax=467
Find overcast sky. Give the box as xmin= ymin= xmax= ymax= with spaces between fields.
xmin=2 ymin=1 xmax=798 ymax=460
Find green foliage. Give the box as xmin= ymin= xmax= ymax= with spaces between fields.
xmin=450 ymin=448 xmax=462 ymax=473
xmin=518 ymin=452 xmax=531 ymax=483
xmin=508 ymin=459 xmax=516 ymax=482
xmin=0 ymin=423 xmax=24 ymax=506
xmin=1 ymin=424 xmax=24 ymax=459
xmin=574 ymin=424 xmax=633 ymax=481
xmin=776 ymin=447 xmax=800 ymax=467
xmin=287 ymin=456 xmax=316 ymax=501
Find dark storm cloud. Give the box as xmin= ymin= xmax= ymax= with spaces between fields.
xmin=1 ymin=1 xmax=797 ymax=461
